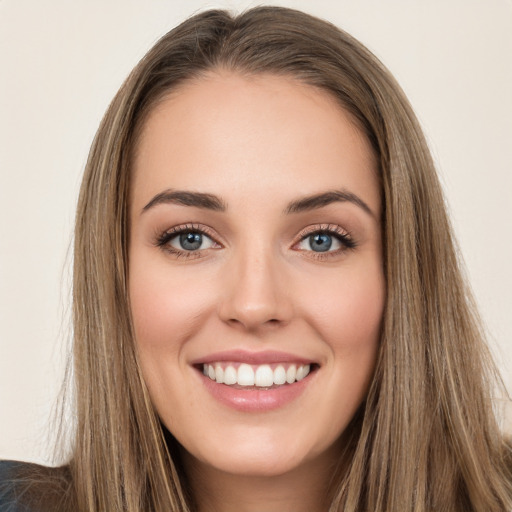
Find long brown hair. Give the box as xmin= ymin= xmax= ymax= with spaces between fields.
xmin=31 ymin=6 xmax=512 ymax=511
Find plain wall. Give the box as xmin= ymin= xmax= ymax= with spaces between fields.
xmin=1 ymin=0 xmax=511 ymax=465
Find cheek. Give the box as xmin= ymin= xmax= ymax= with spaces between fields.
xmin=129 ymin=259 xmax=212 ymax=358
xmin=304 ymin=262 xmax=385 ymax=352
xmin=310 ymin=263 xmax=384 ymax=427
xmin=128 ymin=260 xmax=215 ymax=417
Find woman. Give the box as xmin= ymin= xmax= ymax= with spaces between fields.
xmin=1 ymin=6 xmax=510 ymax=511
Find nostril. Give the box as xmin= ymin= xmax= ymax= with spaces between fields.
xmin=226 ymin=317 xmax=282 ymax=329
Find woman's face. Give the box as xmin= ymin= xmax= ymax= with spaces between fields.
xmin=129 ymin=72 xmax=385 ymax=477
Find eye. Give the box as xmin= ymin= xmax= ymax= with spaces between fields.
xmin=294 ymin=224 xmax=356 ymax=257
xmin=155 ymin=224 xmax=220 ymax=258
xmin=168 ymin=231 xmax=216 ymax=251
xmin=298 ymin=232 xmax=340 ymax=253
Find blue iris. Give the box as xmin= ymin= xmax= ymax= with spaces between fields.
xmin=180 ymin=232 xmax=203 ymax=250
xmin=309 ymin=233 xmax=332 ymax=252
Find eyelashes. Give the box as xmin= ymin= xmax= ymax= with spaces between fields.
xmin=154 ymin=222 xmax=357 ymax=261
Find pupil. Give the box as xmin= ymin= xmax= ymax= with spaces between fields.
xmin=180 ymin=232 xmax=202 ymax=250
xmin=310 ymin=233 xmax=332 ymax=252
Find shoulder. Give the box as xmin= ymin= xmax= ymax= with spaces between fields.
xmin=0 ymin=460 xmax=72 ymax=512
xmin=0 ymin=461 xmax=33 ymax=512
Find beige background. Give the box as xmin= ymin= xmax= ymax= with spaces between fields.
xmin=1 ymin=0 xmax=511 ymax=464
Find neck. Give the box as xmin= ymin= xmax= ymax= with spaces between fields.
xmin=181 ymin=447 xmax=344 ymax=512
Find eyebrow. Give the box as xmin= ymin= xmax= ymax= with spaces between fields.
xmin=284 ymin=189 xmax=374 ymax=217
xmin=142 ymin=189 xmax=226 ymax=213
xmin=141 ymin=188 xmax=374 ymax=217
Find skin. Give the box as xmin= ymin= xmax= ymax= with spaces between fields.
xmin=129 ymin=71 xmax=385 ymax=512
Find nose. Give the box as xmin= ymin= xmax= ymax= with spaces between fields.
xmin=218 ymin=246 xmax=293 ymax=332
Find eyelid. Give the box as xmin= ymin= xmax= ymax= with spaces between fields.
xmin=159 ymin=223 xmax=220 ymax=241
xmin=294 ymin=223 xmax=351 ymax=240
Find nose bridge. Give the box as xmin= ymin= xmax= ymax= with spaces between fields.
xmin=218 ymin=237 xmax=291 ymax=330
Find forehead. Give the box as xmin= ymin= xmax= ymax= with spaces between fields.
xmin=131 ymin=71 xmax=380 ymax=215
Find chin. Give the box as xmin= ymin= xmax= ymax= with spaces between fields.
xmin=215 ymin=450 xmax=306 ymax=477
xmin=176 ymin=423 xmax=342 ymax=480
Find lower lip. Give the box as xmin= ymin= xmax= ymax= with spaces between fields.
xmin=198 ymin=369 xmax=315 ymax=412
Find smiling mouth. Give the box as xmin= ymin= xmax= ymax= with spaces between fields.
xmin=200 ymin=362 xmax=316 ymax=389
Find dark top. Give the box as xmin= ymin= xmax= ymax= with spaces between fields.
xmin=0 ymin=460 xmax=71 ymax=512
xmin=0 ymin=461 xmax=35 ymax=512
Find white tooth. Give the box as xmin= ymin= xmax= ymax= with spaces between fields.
xmin=237 ymin=364 xmax=255 ymax=386
xmin=286 ymin=365 xmax=297 ymax=384
xmin=208 ymin=365 xmax=215 ymax=380
xmin=273 ymin=365 xmax=287 ymax=385
xmin=296 ymin=364 xmax=310 ymax=381
xmin=223 ymin=365 xmax=237 ymax=385
xmin=255 ymin=365 xmax=273 ymax=387
xmin=215 ymin=365 xmax=224 ymax=384
xmin=203 ymin=364 xmax=208 ymax=376
xmin=302 ymin=364 xmax=311 ymax=378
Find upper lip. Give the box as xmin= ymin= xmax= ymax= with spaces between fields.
xmin=192 ymin=350 xmax=316 ymax=366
